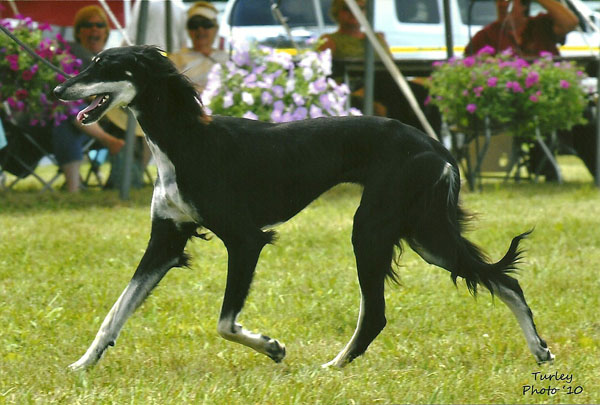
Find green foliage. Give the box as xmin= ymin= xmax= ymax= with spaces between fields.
xmin=426 ymin=48 xmax=588 ymax=137
xmin=0 ymin=158 xmax=599 ymax=403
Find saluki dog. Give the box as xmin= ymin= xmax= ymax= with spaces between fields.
xmin=54 ymin=46 xmax=553 ymax=370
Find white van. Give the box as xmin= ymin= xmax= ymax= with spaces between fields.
xmin=218 ymin=0 xmax=600 ymax=60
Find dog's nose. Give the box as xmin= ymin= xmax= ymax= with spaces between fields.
xmin=53 ymin=85 xmax=64 ymax=99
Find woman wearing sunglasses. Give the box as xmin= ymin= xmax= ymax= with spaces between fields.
xmin=170 ymin=1 xmax=228 ymax=91
xmin=51 ymin=5 xmax=124 ymax=192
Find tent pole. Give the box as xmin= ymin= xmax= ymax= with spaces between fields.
xmin=363 ymin=0 xmax=375 ymax=116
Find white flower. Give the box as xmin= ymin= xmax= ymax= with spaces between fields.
xmin=223 ymin=91 xmax=234 ymax=108
xmin=243 ymin=111 xmax=258 ymax=120
xmin=242 ymin=91 xmax=254 ymax=105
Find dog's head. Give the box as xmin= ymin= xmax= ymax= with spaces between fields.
xmin=53 ymin=45 xmax=176 ymax=125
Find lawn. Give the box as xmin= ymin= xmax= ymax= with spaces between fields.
xmin=0 ymin=157 xmax=598 ymax=404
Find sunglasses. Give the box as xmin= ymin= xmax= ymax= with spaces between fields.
xmin=80 ymin=21 xmax=107 ymax=29
xmin=187 ymin=17 xmax=216 ymax=30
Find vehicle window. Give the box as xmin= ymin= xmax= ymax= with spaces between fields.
xmin=230 ymin=0 xmax=334 ymax=27
xmin=395 ymin=0 xmax=440 ymax=24
xmin=457 ymin=0 xmax=497 ymax=26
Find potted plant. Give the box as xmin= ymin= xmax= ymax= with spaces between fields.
xmin=426 ymin=46 xmax=589 ymax=137
xmin=202 ymin=45 xmax=361 ymax=122
xmin=0 ymin=15 xmax=83 ymax=127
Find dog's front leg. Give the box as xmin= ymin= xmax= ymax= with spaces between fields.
xmin=216 ymin=231 xmax=286 ymax=363
xmin=69 ymin=218 xmax=195 ymax=370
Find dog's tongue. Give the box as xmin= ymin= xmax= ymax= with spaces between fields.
xmin=77 ymin=96 xmax=103 ymax=122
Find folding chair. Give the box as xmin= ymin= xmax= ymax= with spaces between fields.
xmin=0 ymin=117 xmax=62 ymax=192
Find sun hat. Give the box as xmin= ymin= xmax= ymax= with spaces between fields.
xmin=187 ymin=1 xmax=219 ymax=22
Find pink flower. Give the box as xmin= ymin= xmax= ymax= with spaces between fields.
xmin=473 ymin=86 xmax=484 ymax=97
xmin=560 ymin=80 xmax=570 ymax=89
xmin=525 ymin=71 xmax=539 ymax=88
xmin=463 ymin=56 xmax=476 ymax=67
xmin=487 ymin=76 xmax=498 ymax=87
xmin=424 ymin=95 xmax=432 ymax=106
xmin=466 ymin=103 xmax=477 ymax=114
xmin=506 ymin=81 xmax=524 ymax=93
xmin=477 ymin=45 xmax=496 ymax=56
xmin=22 ymin=69 xmax=34 ymax=81
xmin=15 ymin=89 xmax=28 ymax=100
xmin=529 ymin=94 xmax=539 ymax=102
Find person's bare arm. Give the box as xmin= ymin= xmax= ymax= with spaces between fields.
xmin=536 ymin=0 xmax=579 ymax=37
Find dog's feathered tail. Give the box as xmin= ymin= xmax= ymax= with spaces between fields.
xmin=397 ymin=151 xmax=530 ymax=296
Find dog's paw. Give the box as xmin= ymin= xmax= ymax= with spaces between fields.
xmin=68 ymin=357 xmax=93 ymax=371
xmin=536 ymin=348 xmax=555 ymax=365
xmin=265 ymin=338 xmax=286 ymax=363
xmin=321 ymin=355 xmax=349 ymax=369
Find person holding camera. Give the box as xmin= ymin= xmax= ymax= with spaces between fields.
xmin=465 ymin=0 xmax=578 ymax=57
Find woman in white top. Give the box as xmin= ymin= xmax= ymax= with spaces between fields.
xmin=169 ymin=1 xmax=228 ymax=91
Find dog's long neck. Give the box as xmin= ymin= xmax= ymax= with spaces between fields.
xmin=130 ymin=73 xmax=208 ymax=155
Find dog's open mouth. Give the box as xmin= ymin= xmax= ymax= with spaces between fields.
xmin=77 ymin=93 xmax=112 ymax=124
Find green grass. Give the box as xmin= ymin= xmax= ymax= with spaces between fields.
xmin=1 ymin=157 xmax=599 ymax=404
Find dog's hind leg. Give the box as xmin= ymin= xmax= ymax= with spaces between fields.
xmin=492 ymin=276 xmax=554 ymax=364
xmin=69 ymin=218 xmax=195 ymax=370
xmin=216 ymin=230 xmax=286 ymax=363
xmin=323 ymin=201 xmax=395 ymax=368
xmin=408 ymin=214 xmax=553 ymax=364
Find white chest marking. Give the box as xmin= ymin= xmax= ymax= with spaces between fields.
xmin=147 ymin=139 xmax=200 ymax=224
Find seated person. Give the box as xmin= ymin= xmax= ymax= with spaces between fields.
xmin=53 ymin=5 xmax=124 ymax=192
xmin=317 ymin=0 xmax=391 ymax=116
xmin=169 ymin=1 xmax=229 ymax=91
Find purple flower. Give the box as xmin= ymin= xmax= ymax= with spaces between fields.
xmin=261 ymin=91 xmax=273 ymax=105
xmin=243 ymin=111 xmax=258 ymax=120
xmin=292 ymin=106 xmax=308 ymax=120
xmin=529 ymin=94 xmax=539 ymax=102
xmin=309 ymin=77 xmax=328 ymax=94
xmin=476 ymin=45 xmax=496 ymax=56
xmin=309 ymin=105 xmax=324 ymax=118
xmin=466 ymin=103 xmax=477 ymax=114
xmin=292 ymin=93 xmax=305 ymax=106
xmin=525 ymin=71 xmax=539 ymax=88
xmin=319 ymin=93 xmax=333 ymax=112
xmin=273 ymin=100 xmax=285 ymax=112
xmin=272 ymin=85 xmax=284 ymax=98
xmin=560 ymin=80 xmax=570 ymax=89
xmin=473 ymin=86 xmax=484 ymax=97
xmin=487 ymin=76 xmax=498 ymax=87
xmin=506 ymin=81 xmax=523 ymax=93
xmin=424 ymin=95 xmax=432 ymax=106
xmin=463 ymin=56 xmax=475 ymax=67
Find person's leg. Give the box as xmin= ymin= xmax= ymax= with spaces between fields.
xmin=52 ymin=120 xmax=87 ymax=192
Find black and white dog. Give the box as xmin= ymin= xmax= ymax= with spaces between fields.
xmin=54 ymin=45 xmax=553 ymax=370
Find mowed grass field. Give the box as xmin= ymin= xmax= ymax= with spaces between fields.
xmin=0 ymin=156 xmax=598 ymax=404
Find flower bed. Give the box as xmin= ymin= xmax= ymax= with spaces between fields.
xmin=202 ymin=45 xmax=361 ymax=122
xmin=426 ymin=47 xmax=589 ymax=137
xmin=0 ymin=16 xmax=83 ymax=126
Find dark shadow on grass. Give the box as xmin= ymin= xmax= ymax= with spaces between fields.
xmin=0 ymin=187 xmax=154 ymax=214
